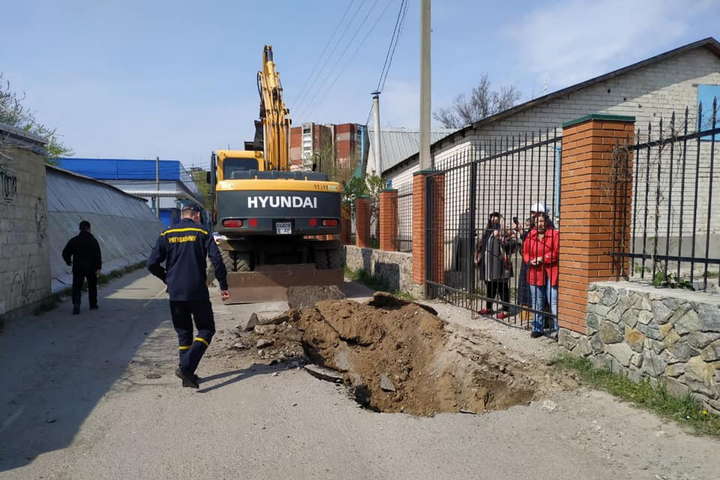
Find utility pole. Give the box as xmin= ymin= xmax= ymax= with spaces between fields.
xmin=155 ymin=156 xmax=160 ymax=218
xmin=371 ymin=91 xmax=382 ymax=174
xmin=419 ymin=0 xmax=432 ymax=170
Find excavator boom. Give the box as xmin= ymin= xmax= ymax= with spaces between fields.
xmin=258 ymin=45 xmax=290 ymax=171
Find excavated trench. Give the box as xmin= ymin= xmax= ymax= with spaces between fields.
xmin=225 ymin=291 xmax=576 ymax=416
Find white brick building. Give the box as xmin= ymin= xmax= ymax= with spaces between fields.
xmin=0 ymin=124 xmax=51 ymax=321
xmin=384 ymin=38 xmax=720 ymax=259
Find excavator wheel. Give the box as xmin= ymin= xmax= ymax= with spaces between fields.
xmin=234 ymin=253 xmax=251 ymax=272
xmin=314 ymin=249 xmax=330 ymax=270
xmin=221 ymin=249 xmax=251 ymax=272
xmin=327 ymin=246 xmax=343 ymax=270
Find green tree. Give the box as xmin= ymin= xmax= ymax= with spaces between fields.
xmin=190 ymin=168 xmax=213 ymax=210
xmin=0 ymin=73 xmax=72 ymax=161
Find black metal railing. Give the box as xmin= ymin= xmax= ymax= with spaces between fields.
xmin=396 ymin=185 xmax=413 ymax=252
xmin=425 ymin=129 xmax=563 ymax=332
xmin=613 ymin=100 xmax=720 ymax=292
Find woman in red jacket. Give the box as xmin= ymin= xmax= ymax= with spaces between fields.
xmin=522 ymin=214 xmax=559 ymax=337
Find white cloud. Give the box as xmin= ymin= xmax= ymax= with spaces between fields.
xmin=507 ymin=0 xmax=714 ymax=91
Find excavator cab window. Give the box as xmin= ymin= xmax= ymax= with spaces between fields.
xmin=224 ymin=158 xmax=259 ymax=179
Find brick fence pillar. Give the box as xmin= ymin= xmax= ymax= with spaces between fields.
xmin=559 ymin=114 xmax=635 ymax=333
xmin=412 ymin=171 xmax=445 ymax=289
xmin=355 ymin=196 xmax=371 ymax=248
xmin=379 ymin=189 xmax=398 ymax=251
xmin=341 ymin=204 xmax=352 ymax=245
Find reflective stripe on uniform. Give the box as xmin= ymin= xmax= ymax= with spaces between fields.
xmin=178 ymin=345 xmax=191 ymax=351
xmin=194 ymin=337 xmax=209 ymax=346
xmin=161 ymin=227 xmax=208 ymax=236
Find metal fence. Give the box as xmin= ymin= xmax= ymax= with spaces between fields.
xmin=396 ymin=184 xmax=413 ymax=252
xmin=425 ymin=129 xmax=562 ymax=332
xmin=612 ymin=100 xmax=720 ymax=292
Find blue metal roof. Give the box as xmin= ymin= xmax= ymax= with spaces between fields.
xmin=57 ymin=158 xmax=183 ymax=181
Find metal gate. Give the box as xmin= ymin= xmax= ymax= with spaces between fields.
xmin=425 ymin=129 xmax=562 ymax=330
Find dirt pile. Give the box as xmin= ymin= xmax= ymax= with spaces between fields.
xmin=227 ymin=312 xmax=306 ymax=364
xmin=223 ymin=293 xmax=576 ymax=416
xmin=287 ymin=285 xmax=345 ymax=309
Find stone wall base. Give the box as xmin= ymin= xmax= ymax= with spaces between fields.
xmin=344 ymin=246 xmax=423 ymax=298
xmin=559 ymin=281 xmax=720 ymax=415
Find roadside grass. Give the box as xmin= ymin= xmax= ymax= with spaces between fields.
xmin=344 ymin=267 xmax=415 ymax=301
xmin=553 ymin=353 xmax=720 ymax=437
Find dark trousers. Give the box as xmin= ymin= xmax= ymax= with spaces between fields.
xmin=170 ymin=300 xmax=215 ymax=375
xmin=72 ymin=269 xmax=97 ymax=307
xmin=485 ymin=279 xmax=510 ymax=310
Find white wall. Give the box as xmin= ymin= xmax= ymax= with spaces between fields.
xmin=46 ymin=168 xmax=163 ymax=292
xmin=0 ymin=144 xmax=51 ymax=317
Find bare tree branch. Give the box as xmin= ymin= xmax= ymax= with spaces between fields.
xmin=433 ymin=74 xmax=521 ymax=129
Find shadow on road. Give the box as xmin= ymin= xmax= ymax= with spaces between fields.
xmin=0 ymin=270 xmax=170 ymax=473
xmin=198 ymin=362 xmax=297 ymax=394
xmin=340 ymin=279 xmax=374 ymax=300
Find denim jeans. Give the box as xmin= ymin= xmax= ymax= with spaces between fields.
xmin=530 ymin=279 xmax=558 ymax=333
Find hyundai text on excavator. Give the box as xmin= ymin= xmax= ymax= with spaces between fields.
xmin=208 ymin=46 xmax=343 ymax=303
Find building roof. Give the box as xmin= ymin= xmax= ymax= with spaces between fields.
xmin=46 ymin=164 xmax=149 ymax=202
xmin=57 ymin=157 xmax=199 ymax=194
xmin=57 ymin=157 xmax=185 ymax=180
xmin=0 ymin=122 xmax=48 ymax=155
xmin=385 ymin=36 xmax=720 ymax=175
xmin=368 ymin=128 xmax=456 ymax=174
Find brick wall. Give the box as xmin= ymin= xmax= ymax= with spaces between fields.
xmin=289 ymin=126 xmax=302 ymax=169
xmin=558 ymin=115 xmax=636 ymax=333
xmin=379 ymin=189 xmax=398 ymax=251
xmin=0 ymin=136 xmax=51 ymax=320
xmin=355 ymin=197 xmax=371 ymax=248
xmin=412 ymin=174 xmax=426 ymax=284
xmin=412 ymin=172 xmax=445 ymax=286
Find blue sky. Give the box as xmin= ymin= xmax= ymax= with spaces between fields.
xmin=2 ymin=0 xmax=718 ymax=168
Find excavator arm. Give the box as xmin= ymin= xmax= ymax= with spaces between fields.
xmin=257 ymin=45 xmax=290 ymax=171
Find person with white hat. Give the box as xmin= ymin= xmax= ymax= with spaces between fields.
xmin=530 ymin=201 xmax=555 ymax=228
xmin=522 ymin=213 xmax=559 ymax=337
xmin=530 ymin=202 xmax=546 ymax=216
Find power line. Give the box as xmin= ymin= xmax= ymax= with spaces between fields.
xmin=291 ymin=0 xmax=357 ymax=114
xmin=293 ymin=1 xmax=367 ymax=117
xmin=375 ymin=0 xmax=407 ymax=93
xmin=295 ymin=0 xmax=382 ymax=121
xmin=365 ymin=103 xmax=373 ymax=127
xmin=299 ymin=0 xmax=393 ymax=121
xmin=378 ymin=0 xmax=408 ymax=93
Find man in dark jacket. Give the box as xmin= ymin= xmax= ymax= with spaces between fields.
xmin=62 ymin=220 xmax=102 ymax=315
xmin=147 ymin=205 xmax=230 ymax=389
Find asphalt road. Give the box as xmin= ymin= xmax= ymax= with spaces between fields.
xmin=1 ymin=270 xmax=719 ymax=480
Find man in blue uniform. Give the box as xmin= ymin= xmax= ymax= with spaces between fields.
xmin=147 ymin=205 xmax=230 ymax=389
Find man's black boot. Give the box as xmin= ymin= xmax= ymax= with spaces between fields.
xmin=175 ymin=368 xmax=199 ymax=389
xmin=72 ymin=305 xmax=80 ymax=315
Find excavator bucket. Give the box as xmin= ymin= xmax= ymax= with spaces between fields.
xmin=224 ymin=265 xmax=343 ymax=304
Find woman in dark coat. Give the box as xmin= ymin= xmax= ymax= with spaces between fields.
xmin=475 ymin=213 xmax=519 ymax=319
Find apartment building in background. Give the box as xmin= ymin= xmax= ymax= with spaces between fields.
xmin=289 ymin=122 xmax=368 ymax=174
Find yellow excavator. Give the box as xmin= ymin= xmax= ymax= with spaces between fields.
xmin=208 ymin=45 xmax=343 ymax=303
